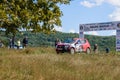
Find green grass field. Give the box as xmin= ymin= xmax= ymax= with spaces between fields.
xmin=0 ymin=47 xmax=120 ymax=80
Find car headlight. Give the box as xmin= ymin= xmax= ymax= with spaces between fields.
xmin=65 ymin=45 xmax=69 ymax=50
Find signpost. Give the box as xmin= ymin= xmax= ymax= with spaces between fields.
xmin=79 ymin=21 xmax=120 ymax=51
xmin=116 ymin=23 xmax=120 ymax=51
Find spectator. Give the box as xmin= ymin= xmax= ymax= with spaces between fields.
xmin=12 ymin=36 xmax=15 ymax=48
xmin=55 ymin=38 xmax=61 ymax=47
xmin=22 ymin=36 xmax=28 ymax=49
xmin=106 ymin=47 xmax=110 ymax=53
xmin=93 ymin=44 xmax=98 ymax=53
xmin=9 ymin=38 xmax=13 ymax=48
xmin=9 ymin=36 xmax=15 ymax=48
xmin=0 ymin=40 xmax=3 ymax=47
xmin=17 ymin=39 xmax=21 ymax=49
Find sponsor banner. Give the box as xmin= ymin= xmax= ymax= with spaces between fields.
xmin=116 ymin=39 xmax=120 ymax=45
xmin=79 ymin=21 xmax=120 ymax=51
xmin=116 ymin=23 xmax=120 ymax=29
xmin=80 ymin=21 xmax=120 ymax=31
xmin=116 ymin=28 xmax=120 ymax=51
xmin=116 ymin=30 xmax=120 ymax=37
xmin=116 ymin=46 xmax=120 ymax=51
xmin=79 ymin=24 xmax=84 ymax=31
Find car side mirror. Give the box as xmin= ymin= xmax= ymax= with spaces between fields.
xmin=75 ymin=42 xmax=78 ymax=45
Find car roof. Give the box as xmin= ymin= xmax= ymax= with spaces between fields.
xmin=73 ymin=38 xmax=86 ymax=40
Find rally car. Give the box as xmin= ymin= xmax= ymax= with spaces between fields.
xmin=56 ymin=38 xmax=91 ymax=54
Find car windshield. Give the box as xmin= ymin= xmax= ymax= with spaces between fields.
xmin=64 ymin=39 xmax=76 ymax=43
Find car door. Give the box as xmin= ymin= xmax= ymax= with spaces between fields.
xmin=75 ymin=40 xmax=82 ymax=52
xmin=81 ymin=39 xmax=87 ymax=51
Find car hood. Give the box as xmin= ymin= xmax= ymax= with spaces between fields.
xmin=57 ymin=43 xmax=70 ymax=46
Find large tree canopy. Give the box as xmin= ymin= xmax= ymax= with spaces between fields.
xmin=0 ymin=0 xmax=71 ymax=35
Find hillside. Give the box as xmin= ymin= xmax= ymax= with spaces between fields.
xmin=0 ymin=31 xmax=116 ymax=51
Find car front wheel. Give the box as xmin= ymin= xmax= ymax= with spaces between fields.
xmin=70 ymin=48 xmax=75 ymax=54
xmin=56 ymin=51 xmax=60 ymax=54
xmin=86 ymin=48 xmax=90 ymax=54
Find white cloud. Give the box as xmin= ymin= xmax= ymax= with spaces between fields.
xmin=107 ymin=0 xmax=120 ymax=21
xmin=95 ymin=0 xmax=104 ymax=5
xmin=109 ymin=8 xmax=120 ymax=21
xmin=80 ymin=0 xmax=104 ymax=8
xmin=84 ymin=31 xmax=99 ymax=35
xmin=54 ymin=26 xmax=63 ymax=32
xmin=106 ymin=0 xmax=120 ymax=7
xmin=69 ymin=29 xmax=76 ymax=33
xmin=80 ymin=0 xmax=120 ymax=21
xmin=80 ymin=1 xmax=95 ymax=8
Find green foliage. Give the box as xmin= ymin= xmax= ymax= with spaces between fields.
xmin=85 ymin=35 xmax=116 ymax=51
xmin=0 ymin=31 xmax=116 ymax=51
xmin=0 ymin=0 xmax=71 ymax=35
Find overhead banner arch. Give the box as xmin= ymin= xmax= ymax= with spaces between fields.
xmin=79 ymin=21 xmax=120 ymax=51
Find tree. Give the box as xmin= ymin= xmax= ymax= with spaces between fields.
xmin=0 ymin=0 xmax=72 ymax=35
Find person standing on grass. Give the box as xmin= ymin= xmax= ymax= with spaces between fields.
xmin=22 ymin=36 xmax=28 ymax=49
xmin=9 ymin=36 xmax=15 ymax=48
xmin=55 ymin=38 xmax=61 ymax=47
xmin=0 ymin=40 xmax=3 ymax=48
xmin=9 ymin=38 xmax=13 ymax=48
xmin=106 ymin=47 xmax=110 ymax=53
xmin=93 ymin=44 xmax=98 ymax=53
xmin=17 ymin=39 xmax=21 ymax=49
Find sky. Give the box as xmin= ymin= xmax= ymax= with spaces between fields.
xmin=55 ymin=0 xmax=120 ymax=36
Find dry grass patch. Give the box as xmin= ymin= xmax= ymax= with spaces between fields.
xmin=0 ymin=47 xmax=120 ymax=80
